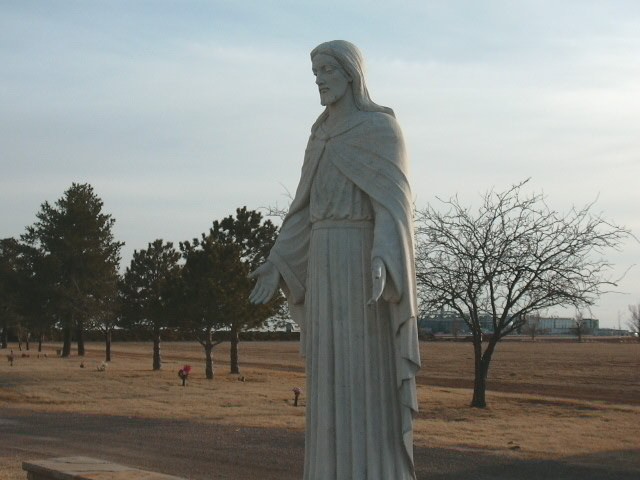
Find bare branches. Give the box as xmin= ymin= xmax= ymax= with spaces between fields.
xmin=262 ymin=205 xmax=288 ymax=221
xmin=415 ymin=181 xmax=632 ymax=407
xmin=261 ymin=185 xmax=293 ymax=222
xmin=416 ymin=181 xmax=631 ymax=327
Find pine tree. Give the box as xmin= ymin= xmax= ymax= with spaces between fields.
xmin=176 ymin=207 xmax=280 ymax=377
xmin=23 ymin=183 xmax=123 ymax=357
xmin=0 ymin=238 xmax=21 ymax=349
xmin=207 ymin=207 xmax=281 ymax=374
xmin=120 ymin=239 xmax=181 ymax=370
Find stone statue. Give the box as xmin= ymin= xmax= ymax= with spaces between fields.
xmin=250 ymin=40 xmax=421 ymax=480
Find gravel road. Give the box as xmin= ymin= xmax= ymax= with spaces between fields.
xmin=1 ymin=408 xmax=638 ymax=479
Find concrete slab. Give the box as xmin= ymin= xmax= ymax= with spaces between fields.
xmin=23 ymin=456 xmax=186 ymax=480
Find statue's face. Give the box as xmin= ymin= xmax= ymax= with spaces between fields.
xmin=312 ymin=53 xmax=351 ymax=106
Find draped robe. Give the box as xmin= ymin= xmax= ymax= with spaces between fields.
xmin=268 ymin=110 xmax=421 ymax=479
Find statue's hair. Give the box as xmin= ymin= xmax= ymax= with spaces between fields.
xmin=310 ymin=40 xmax=394 ymax=123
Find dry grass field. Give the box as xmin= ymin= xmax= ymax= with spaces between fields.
xmin=1 ymin=339 xmax=639 ymax=479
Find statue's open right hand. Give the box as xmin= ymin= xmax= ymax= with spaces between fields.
xmin=248 ymin=261 xmax=280 ymax=305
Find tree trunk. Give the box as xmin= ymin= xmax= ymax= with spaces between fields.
xmin=76 ymin=319 xmax=85 ymax=356
xmin=471 ymin=337 xmax=497 ymax=408
xmin=471 ymin=335 xmax=486 ymax=408
xmin=230 ymin=326 xmax=240 ymax=374
xmin=38 ymin=333 xmax=43 ymax=352
xmin=204 ymin=341 xmax=214 ymax=380
xmin=62 ymin=324 xmax=71 ymax=357
xmin=25 ymin=332 xmax=30 ymax=351
xmin=471 ymin=360 xmax=488 ymax=408
xmin=1 ymin=326 xmax=7 ymax=349
xmin=105 ymin=329 xmax=112 ymax=362
xmin=152 ymin=327 xmax=161 ymax=371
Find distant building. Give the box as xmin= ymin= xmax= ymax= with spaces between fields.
xmin=419 ymin=311 xmax=600 ymax=336
xmin=596 ymin=328 xmax=631 ymax=337
xmin=534 ymin=316 xmax=598 ymax=335
xmin=418 ymin=311 xmax=492 ymax=335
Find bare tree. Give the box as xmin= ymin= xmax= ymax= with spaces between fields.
xmin=451 ymin=318 xmax=463 ymax=339
xmin=571 ymin=311 xmax=592 ymax=342
xmin=415 ymin=180 xmax=631 ymax=408
xmin=628 ymin=303 xmax=640 ymax=341
xmin=521 ymin=312 xmax=542 ymax=341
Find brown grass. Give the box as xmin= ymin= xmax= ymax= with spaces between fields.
xmin=1 ymin=340 xmax=639 ymax=478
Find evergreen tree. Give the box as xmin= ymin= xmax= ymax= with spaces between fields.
xmin=177 ymin=238 xmax=236 ymax=379
xmin=22 ymin=183 xmax=123 ymax=356
xmin=14 ymin=242 xmax=57 ymax=352
xmin=177 ymin=207 xmax=280 ymax=377
xmin=0 ymin=238 xmax=21 ymax=348
xmin=207 ymin=207 xmax=281 ymax=374
xmin=120 ymin=239 xmax=181 ymax=370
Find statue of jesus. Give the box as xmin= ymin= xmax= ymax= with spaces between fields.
xmin=250 ymin=40 xmax=421 ymax=480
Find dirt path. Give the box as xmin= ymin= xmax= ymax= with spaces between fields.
xmin=1 ymin=408 xmax=638 ymax=480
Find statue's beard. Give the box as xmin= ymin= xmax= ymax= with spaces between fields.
xmin=319 ymin=90 xmax=339 ymax=106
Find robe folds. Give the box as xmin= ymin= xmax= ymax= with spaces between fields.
xmin=268 ymin=110 xmax=421 ymax=479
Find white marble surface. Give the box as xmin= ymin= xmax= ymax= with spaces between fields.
xmin=250 ymin=40 xmax=421 ymax=480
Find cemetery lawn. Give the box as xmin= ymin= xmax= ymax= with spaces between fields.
xmin=1 ymin=340 xmax=639 ymax=479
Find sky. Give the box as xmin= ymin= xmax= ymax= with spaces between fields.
xmin=1 ymin=0 xmax=639 ymax=328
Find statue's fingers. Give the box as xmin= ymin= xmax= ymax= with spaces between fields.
xmin=369 ymin=277 xmax=384 ymax=304
xmin=367 ymin=290 xmax=381 ymax=305
xmin=260 ymin=285 xmax=275 ymax=304
xmin=249 ymin=289 xmax=258 ymax=304
xmin=258 ymin=284 xmax=273 ymax=304
xmin=256 ymin=286 xmax=268 ymax=304
xmin=249 ymin=283 xmax=265 ymax=304
xmin=248 ymin=265 xmax=263 ymax=279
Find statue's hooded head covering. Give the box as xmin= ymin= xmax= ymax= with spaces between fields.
xmin=310 ymin=40 xmax=394 ymax=127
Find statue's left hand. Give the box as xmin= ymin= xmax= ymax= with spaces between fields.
xmin=368 ymin=256 xmax=386 ymax=305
